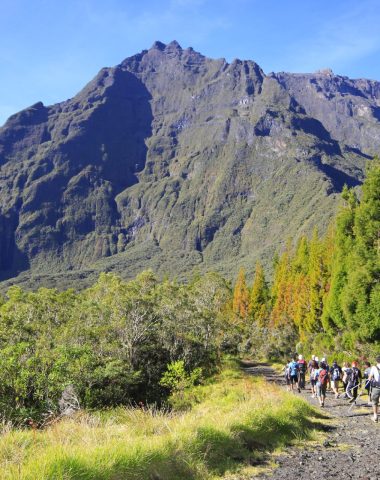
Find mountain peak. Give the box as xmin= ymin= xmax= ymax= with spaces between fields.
xmin=149 ymin=40 xmax=182 ymax=52
xmin=166 ymin=40 xmax=182 ymax=50
xmin=150 ymin=40 xmax=166 ymax=51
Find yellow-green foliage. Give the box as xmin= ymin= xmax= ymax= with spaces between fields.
xmin=0 ymin=366 xmax=319 ymax=480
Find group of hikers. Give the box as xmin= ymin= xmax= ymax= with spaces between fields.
xmin=285 ymin=354 xmax=380 ymax=423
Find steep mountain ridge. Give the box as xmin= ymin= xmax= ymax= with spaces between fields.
xmin=0 ymin=41 xmax=378 ymax=289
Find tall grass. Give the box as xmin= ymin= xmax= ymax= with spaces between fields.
xmin=0 ymin=365 xmax=322 ymax=479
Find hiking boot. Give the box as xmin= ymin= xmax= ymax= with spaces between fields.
xmin=348 ymin=397 xmax=355 ymax=403
xmin=298 ymin=387 xmax=301 ymax=393
xmin=372 ymin=417 xmax=378 ymax=423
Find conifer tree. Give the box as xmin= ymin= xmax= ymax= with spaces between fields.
xmin=232 ymin=267 xmax=249 ymax=320
xmin=249 ymin=262 xmax=269 ymax=327
xmin=340 ymin=159 xmax=380 ymax=344
xmin=271 ymin=243 xmax=293 ymax=327
xmin=322 ymin=185 xmax=358 ymax=333
xmin=304 ymin=228 xmax=324 ymax=333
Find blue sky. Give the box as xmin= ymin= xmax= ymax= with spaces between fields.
xmin=1 ymin=0 xmax=379 ymax=126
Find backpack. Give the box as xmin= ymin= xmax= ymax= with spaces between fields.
xmin=350 ymin=367 xmax=359 ymax=385
xmin=332 ymin=366 xmax=341 ymax=381
xmin=298 ymin=360 xmax=307 ymax=373
xmin=318 ymin=369 xmax=329 ymax=386
xmin=371 ymin=366 xmax=380 ymax=389
xmin=289 ymin=361 xmax=299 ymax=376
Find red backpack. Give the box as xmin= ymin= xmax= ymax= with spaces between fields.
xmin=319 ymin=369 xmax=329 ymax=386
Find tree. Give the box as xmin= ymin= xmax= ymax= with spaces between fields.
xmin=249 ymin=262 xmax=269 ymax=327
xmin=232 ymin=267 xmax=249 ymax=320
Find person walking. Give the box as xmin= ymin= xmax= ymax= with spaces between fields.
xmin=347 ymin=361 xmax=362 ymax=404
xmin=309 ymin=359 xmax=318 ymax=398
xmin=315 ymin=361 xmax=330 ymax=407
xmin=363 ymin=361 xmax=372 ymax=404
xmin=368 ymin=355 xmax=380 ymax=423
xmin=284 ymin=360 xmax=291 ymax=391
xmin=287 ymin=356 xmax=300 ymax=392
xmin=342 ymin=362 xmax=350 ymax=399
xmin=297 ymin=354 xmax=307 ymax=390
xmin=331 ymin=360 xmax=342 ymax=398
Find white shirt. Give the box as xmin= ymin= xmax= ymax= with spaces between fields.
xmin=369 ymin=364 xmax=380 ymax=382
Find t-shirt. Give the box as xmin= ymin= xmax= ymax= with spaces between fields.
xmin=288 ymin=361 xmax=299 ymax=376
xmin=370 ymin=364 xmax=380 ymax=384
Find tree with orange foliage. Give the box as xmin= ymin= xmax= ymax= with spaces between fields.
xmin=232 ymin=267 xmax=249 ymax=320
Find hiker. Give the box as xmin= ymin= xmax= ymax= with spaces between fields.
xmin=284 ymin=361 xmax=291 ymax=391
xmin=309 ymin=359 xmax=318 ymax=398
xmin=321 ymin=357 xmax=331 ymax=390
xmin=368 ymin=355 xmax=380 ymax=423
xmin=346 ymin=361 xmax=362 ymax=404
xmin=342 ymin=362 xmax=350 ymax=398
xmin=363 ymin=361 xmax=372 ymax=404
xmin=297 ymin=354 xmax=307 ymax=389
xmin=287 ymin=356 xmax=300 ymax=392
xmin=315 ymin=361 xmax=330 ymax=407
xmin=308 ymin=355 xmax=316 ymax=373
xmin=331 ymin=360 xmax=342 ymax=399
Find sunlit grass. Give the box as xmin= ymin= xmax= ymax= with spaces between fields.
xmin=0 ymin=365 xmax=322 ymax=479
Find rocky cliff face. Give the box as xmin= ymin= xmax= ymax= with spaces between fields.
xmin=0 ymin=41 xmax=378 ymax=288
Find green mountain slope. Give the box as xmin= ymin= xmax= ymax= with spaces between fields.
xmin=0 ymin=41 xmax=377 ymax=289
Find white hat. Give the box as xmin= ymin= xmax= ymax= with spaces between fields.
xmin=311 ymin=355 xmax=315 ymax=360
xmin=321 ymin=357 xmax=326 ymax=362
xmin=298 ymin=354 xmax=303 ymax=360
xmin=315 ymin=356 xmax=319 ymax=362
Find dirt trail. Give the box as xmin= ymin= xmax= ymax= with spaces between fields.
xmin=243 ymin=362 xmax=380 ymax=480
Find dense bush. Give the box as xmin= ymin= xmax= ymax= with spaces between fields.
xmin=0 ymin=271 xmax=231 ymax=422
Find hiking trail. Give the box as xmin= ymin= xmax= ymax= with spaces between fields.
xmin=242 ymin=362 xmax=380 ymax=480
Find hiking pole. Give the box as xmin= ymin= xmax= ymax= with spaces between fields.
xmin=347 ymin=380 xmax=371 ymax=412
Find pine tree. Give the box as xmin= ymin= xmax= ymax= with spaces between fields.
xmin=341 ymin=159 xmax=380 ymax=344
xmin=322 ymin=185 xmax=358 ymax=333
xmin=271 ymin=243 xmax=293 ymax=327
xmin=249 ymin=262 xmax=269 ymax=327
xmin=232 ymin=267 xmax=249 ymax=320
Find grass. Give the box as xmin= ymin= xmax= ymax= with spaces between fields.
xmin=0 ymin=363 xmax=323 ymax=479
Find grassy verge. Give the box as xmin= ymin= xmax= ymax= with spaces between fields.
xmin=0 ymin=362 xmax=323 ymax=479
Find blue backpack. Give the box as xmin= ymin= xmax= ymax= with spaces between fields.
xmin=289 ymin=361 xmax=299 ymax=376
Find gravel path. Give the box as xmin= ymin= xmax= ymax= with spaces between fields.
xmin=243 ymin=362 xmax=380 ymax=480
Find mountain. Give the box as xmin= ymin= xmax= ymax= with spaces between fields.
xmin=0 ymin=41 xmax=378 ymax=289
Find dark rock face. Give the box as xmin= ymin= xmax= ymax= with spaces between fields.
xmin=0 ymin=42 xmax=379 ymax=287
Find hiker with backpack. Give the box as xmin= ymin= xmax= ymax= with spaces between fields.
xmin=342 ymin=362 xmax=350 ymax=399
xmin=287 ymin=356 xmax=300 ymax=392
xmin=309 ymin=359 xmax=318 ymax=398
xmin=315 ymin=361 xmax=330 ymax=407
xmin=346 ymin=361 xmax=362 ymax=404
xmin=297 ymin=354 xmax=307 ymax=389
xmin=368 ymin=355 xmax=380 ymax=423
xmin=363 ymin=361 xmax=372 ymax=404
xmin=331 ymin=360 xmax=342 ymax=399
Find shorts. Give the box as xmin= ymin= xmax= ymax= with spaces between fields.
xmin=285 ymin=376 xmax=291 ymax=385
xmin=310 ymin=378 xmax=317 ymax=386
xmin=290 ymin=375 xmax=298 ymax=384
xmin=372 ymin=387 xmax=380 ymax=406
xmin=316 ymin=383 xmax=327 ymax=397
xmin=332 ymin=380 xmax=339 ymax=389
